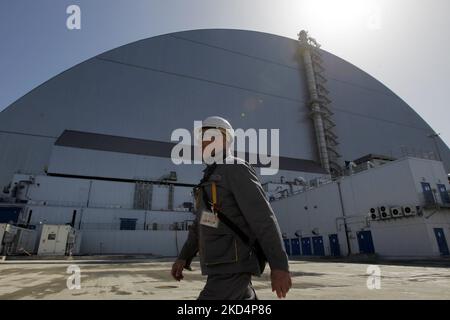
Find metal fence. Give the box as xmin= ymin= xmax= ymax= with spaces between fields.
xmin=25 ymin=199 xmax=193 ymax=212
xmin=418 ymin=191 xmax=450 ymax=209
xmin=79 ymin=221 xmax=194 ymax=231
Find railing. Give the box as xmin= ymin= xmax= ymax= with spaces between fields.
xmin=418 ymin=191 xmax=450 ymax=209
xmin=26 ymin=200 xmax=86 ymax=207
xmin=268 ymin=179 xmax=334 ymax=203
xmin=79 ymin=221 xmax=193 ymax=231
xmin=27 ymin=199 xmax=135 ymax=209
xmin=18 ymin=199 xmax=193 ymax=212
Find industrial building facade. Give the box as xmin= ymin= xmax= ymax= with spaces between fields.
xmin=271 ymin=157 xmax=450 ymax=259
xmin=0 ymin=29 xmax=449 ymax=258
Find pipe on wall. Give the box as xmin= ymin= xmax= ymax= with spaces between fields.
xmin=298 ymin=31 xmax=331 ymax=173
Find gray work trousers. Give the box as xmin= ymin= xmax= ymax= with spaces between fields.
xmin=198 ymin=273 xmax=257 ymax=300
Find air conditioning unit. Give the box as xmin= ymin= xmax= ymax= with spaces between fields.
xmin=390 ymin=206 xmax=403 ymax=218
xmin=402 ymin=205 xmax=417 ymax=217
xmin=379 ymin=206 xmax=391 ymax=219
xmin=368 ymin=208 xmax=380 ymax=220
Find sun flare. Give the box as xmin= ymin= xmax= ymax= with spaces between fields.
xmin=306 ymin=0 xmax=381 ymax=30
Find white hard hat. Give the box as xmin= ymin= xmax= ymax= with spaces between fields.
xmin=198 ymin=116 xmax=234 ymax=143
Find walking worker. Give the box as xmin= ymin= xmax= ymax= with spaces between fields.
xmin=171 ymin=116 xmax=291 ymax=300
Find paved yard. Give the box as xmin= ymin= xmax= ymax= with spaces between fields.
xmin=0 ymin=258 xmax=449 ymax=299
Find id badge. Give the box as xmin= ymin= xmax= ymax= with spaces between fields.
xmin=200 ymin=210 xmax=219 ymax=228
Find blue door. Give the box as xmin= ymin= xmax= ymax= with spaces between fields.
xmin=433 ymin=228 xmax=449 ymax=256
xmin=301 ymin=237 xmax=312 ymax=256
xmin=437 ymin=184 xmax=450 ymax=204
xmin=329 ymin=234 xmax=341 ymax=256
xmin=290 ymin=238 xmax=301 ymax=256
xmin=357 ymin=231 xmax=375 ymax=254
xmin=312 ymin=236 xmax=325 ymax=256
xmin=421 ymin=182 xmax=435 ymax=205
xmin=283 ymin=239 xmax=291 ymax=256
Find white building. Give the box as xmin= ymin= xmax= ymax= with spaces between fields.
xmin=6 ymin=173 xmax=193 ymax=256
xmin=271 ymin=157 xmax=450 ymax=259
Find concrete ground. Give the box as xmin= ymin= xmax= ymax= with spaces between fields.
xmin=0 ymin=258 xmax=449 ymax=299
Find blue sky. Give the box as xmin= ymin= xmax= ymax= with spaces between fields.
xmin=1 ymin=0 xmax=449 ymax=145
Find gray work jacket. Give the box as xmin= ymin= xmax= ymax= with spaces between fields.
xmin=178 ymin=156 xmax=289 ymax=276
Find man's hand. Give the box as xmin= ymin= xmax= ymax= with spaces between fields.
xmin=271 ymin=269 xmax=292 ymax=298
xmin=171 ymin=259 xmax=186 ymax=281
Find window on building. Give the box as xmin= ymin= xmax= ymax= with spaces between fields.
xmin=120 ymin=218 xmax=137 ymax=230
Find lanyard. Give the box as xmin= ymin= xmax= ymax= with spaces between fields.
xmin=211 ymin=182 xmax=217 ymax=211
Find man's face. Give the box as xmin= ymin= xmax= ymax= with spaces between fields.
xmin=201 ymin=127 xmax=227 ymax=160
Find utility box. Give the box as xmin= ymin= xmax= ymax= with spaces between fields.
xmin=0 ymin=223 xmax=36 ymax=255
xmin=37 ymin=224 xmax=80 ymax=256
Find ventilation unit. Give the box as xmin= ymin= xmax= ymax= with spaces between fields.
xmin=390 ymin=206 xmax=403 ymax=218
xmin=402 ymin=206 xmax=417 ymax=217
xmin=379 ymin=206 xmax=391 ymax=219
xmin=309 ymin=178 xmax=320 ymax=188
xmin=369 ymin=208 xmax=379 ymax=221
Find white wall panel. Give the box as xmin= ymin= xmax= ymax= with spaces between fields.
xmin=80 ymin=230 xmax=188 ymax=256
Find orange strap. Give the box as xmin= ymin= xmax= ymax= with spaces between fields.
xmin=211 ymin=182 xmax=217 ymax=207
